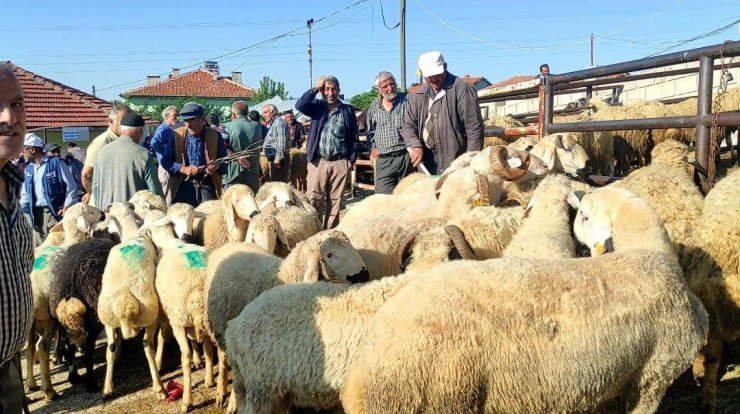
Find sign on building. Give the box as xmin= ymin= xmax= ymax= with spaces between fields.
xmin=62 ymin=127 xmax=90 ymax=142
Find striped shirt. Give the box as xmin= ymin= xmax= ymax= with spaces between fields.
xmin=319 ymin=108 xmax=346 ymax=157
xmin=263 ymin=116 xmax=290 ymax=162
xmin=0 ymin=162 xmax=34 ymax=366
xmin=366 ymin=93 xmax=408 ymax=154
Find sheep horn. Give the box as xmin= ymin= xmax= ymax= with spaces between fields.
xmin=499 ymin=191 xmax=528 ymax=208
xmin=489 ymin=145 xmax=528 ymax=181
xmin=443 ymin=225 xmax=476 ymax=260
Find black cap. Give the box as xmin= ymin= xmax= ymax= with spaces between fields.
xmin=180 ymin=102 xmax=204 ymax=120
xmin=43 ymin=143 xmax=61 ymax=152
xmin=120 ymin=113 xmax=145 ymax=127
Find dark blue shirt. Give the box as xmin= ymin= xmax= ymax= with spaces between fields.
xmin=150 ymin=122 xmax=174 ymax=164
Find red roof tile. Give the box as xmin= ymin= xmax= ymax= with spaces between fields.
xmin=461 ymin=75 xmax=488 ymax=85
xmin=486 ymin=75 xmax=538 ymax=90
xmin=122 ymin=69 xmax=256 ymax=99
xmin=9 ymin=62 xmax=119 ymax=129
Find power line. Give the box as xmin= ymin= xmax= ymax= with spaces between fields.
xmin=646 ymin=18 xmax=740 ymax=56
xmin=379 ymin=0 xmax=400 ymax=30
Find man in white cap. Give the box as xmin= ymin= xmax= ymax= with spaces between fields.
xmin=402 ymin=51 xmax=483 ymax=174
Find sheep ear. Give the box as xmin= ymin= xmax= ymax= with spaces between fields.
xmin=193 ymin=211 xmax=208 ymax=219
xmin=303 ymin=255 xmax=322 ymax=282
xmin=49 ymin=222 xmax=64 ymax=233
xmin=76 ymin=215 xmax=92 ymax=234
xmin=223 ymin=193 xmax=237 ymax=231
xmin=127 ymin=202 xmax=138 ymax=211
xmin=277 ymin=226 xmax=292 ymax=252
xmin=433 ymin=173 xmax=450 ymax=200
xmin=258 ymin=198 xmax=274 ymax=211
xmin=567 ymin=191 xmax=584 ymax=209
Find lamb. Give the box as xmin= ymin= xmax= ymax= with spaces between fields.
xmin=255 ymin=181 xmax=314 ymax=213
xmin=128 ymin=189 xmax=166 ymax=218
xmin=142 ymin=213 xmax=214 ymax=413
xmin=342 ymin=186 xmax=708 ymax=414
xmin=203 ymin=184 xmax=260 ymax=253
xmin=243 ymin=212 xmax=292 ymax=258
xmin=166 ymin=202 xmax=204 ymax=243
xmin=48 ymin=229 xmax=120 ymax=393
xmin=104 ymin=202 xmax=145 ymax=242
xmin=205 ymin=230 xmax=369 ymax=410
xmin=97 ymin=209 xmax=167 ymax=401
xmin=24 ymin=203 xmax=104 ymax=400
xmin=289 ymin=147 xmax=308 ymax=191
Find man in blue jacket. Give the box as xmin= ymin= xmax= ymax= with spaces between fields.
xmin=296 ymin=75 xmax=358 ymax=229
xmin=20 ymin=134 xmax=78 ymax=240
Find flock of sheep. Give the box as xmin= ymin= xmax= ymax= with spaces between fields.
xmin=24 ymin=123 xmax=740 ymax=414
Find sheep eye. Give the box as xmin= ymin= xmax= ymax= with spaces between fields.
xmin=327 ymin=253 xmax=333 ymax=258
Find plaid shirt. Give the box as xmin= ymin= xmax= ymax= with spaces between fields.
xmin=264 ymin=116 xmax=290 ymax=162
xmin=0 ymin=162 xmax=33 ymax=365
xmin=319 ymin=108 xmax=346 ymax=157
xmin=366 ymin=93 xmax=408 ymax=154
xmin=180 ymin=130 xmax=228 ymax=176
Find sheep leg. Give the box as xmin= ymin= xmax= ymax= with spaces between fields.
xmin=51 ymin=327 xmax=63 ymax=365
xmin=190 ymin=338 xmax=203 ymax=369
xmin=24 ymin=324 xmax=39 ymax=391
xmin=215 ymin=346 xmax=229 ymax=407
xmin=202 ymin=336 xmax=214 ymax=388
xmin=38 ymin=320 xmax=59 ymax=401
xmin=83 ymin=331 xmax=99 ymax=392
xmin=172 ymin=326 xmax=193 ymax=412
xmin=696 ymin=329 xmax=723 ymax=414
xmin=155 ymin=318 xmax=170 ymax=371
xmin=143 ymin=324 xmax=167 ymax=401
xmin=102 ymin=326 xmax=118 ymax=400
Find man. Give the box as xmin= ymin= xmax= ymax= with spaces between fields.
xmin=262 ymin=104 xmax=291 ymax=183
xmin=402 ymin=51 xmax=483 ymax=174
xmin=20 ymin=136 xmax=79 ymax=240
xmin=150 ymin=105 xmax=179 ymax=205
xmin=92 ymin=113 xmax=163 ymax=208
xmin=296 ymin=75 xmax=358 ymax=229
xmin=366 ymin=71 xmax=412 ymax=194
xmin=80 ymin=103 xmax=131 ymax=206
xmin=46 ymin=142 xmax=83 ymax=204
xmin=249 ymin=110 xmax=269 ymax=141
xmin=284 ymin=110 xmax=305 ymax=148
xmin=160 ymin=102 xmax=227 ymax=207
xmin=66 ymin=142 xmax=86 ymax=164
xmin=0 ymin=63 xmax=36 ymax=414
xmin=539 ymin=63 xmax=550 ymax=78
xmin=224 ymin=100 xmax=262 ymax=193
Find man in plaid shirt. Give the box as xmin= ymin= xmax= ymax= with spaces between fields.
xmin=262 ymin=104 xmax=291 ymax=182
xmin=366 ymin=71 xmax=412 ymax=194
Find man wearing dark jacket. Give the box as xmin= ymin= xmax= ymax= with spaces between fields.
xmin=402 ymin=51 xmax=483 ymax=174
xmin=296 ymin=75 xmax=358 ymax=229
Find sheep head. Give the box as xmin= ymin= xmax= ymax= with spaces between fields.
xmin=298 ymin=230 xmax=369 ymax=284
xmin=244 ymin=213 xmax=291 ymax=255
xmin=55 ymin=298 xmax=87 ymax=347
xmin=222 ymin=184 xmax=259 ymax=233
xmin=167 ymin=203 xmax=197 ymax=242
xmin=256 ymin=182 xmax=306 ymax=213
xmin=400 ymin=226 xmax=466 ymax=275
xmin=532 ymin=133 xmax=591 ymax=178
xmin=434 ymin=169 xmax=495 ymax=217
xmin=128 ymin=190 xmax=166 ymax=219
xmin=61 ymin=203 xmax=104 ymax=242
xmin=488 ymin=145 xmax=530 ymax=181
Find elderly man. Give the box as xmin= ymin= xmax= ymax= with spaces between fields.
xmin=262 ymin=104 xmax=291 ymax=183
xmin=92 ymin=113 xmax=163 ymax=208
xmin=161 ymin=102 xmax=227 ymax=206
xmin=296 ymin=75 xmax=358 ymax=229
xmin=150 ymin=105 xmax=179 ymax=205
xmin=284 ymin=110 xmax=305 ymax=148
xmin=539 ymin=63 xmax=550 ymax=78
xmin=20 ymin=136 xmax=79 ymax=239
xmin=80 ymin=103 xmax=131 ymax=206
xmin=366 ymin=71 xmax=411 ymax=194
xmin=0 ymin=63 xmax=34 ymax=414
xmin=224 ymin=100 xmax=262 ymax=193
xmin=403 ymin=51 xmax=483 ymax=174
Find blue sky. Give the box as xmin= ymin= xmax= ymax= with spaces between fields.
xmin=3 ymin=0 xmax=739 ymax=102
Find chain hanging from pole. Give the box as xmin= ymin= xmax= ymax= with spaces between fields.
xmin=708 ymin=41 xmax=735 ymax=189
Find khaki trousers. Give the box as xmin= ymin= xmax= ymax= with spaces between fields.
xmin=307 ymin=158 xmax=350 ymax=229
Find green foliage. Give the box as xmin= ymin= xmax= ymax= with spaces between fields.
xmin=123 ymin=97 xmax=223 ymax=124
xmin=253 ymin=75 xmax=289 ymax=103
xmin=350 ymin=86 xmax=379 ymax=111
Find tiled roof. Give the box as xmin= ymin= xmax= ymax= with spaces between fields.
xmin=10 ymin=62 xmax=117 ymax=129
xmin=122 ymin=69 xmax=256 ymax=98
xmin=461 ymin=75 xmax=490 ymax=85
xmin=486 ymin=75 xmax=538 ymax=90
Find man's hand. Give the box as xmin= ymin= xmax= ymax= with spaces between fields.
xmin=272 ymin=159 xmax=282 ymax=169
xmin=57 ymin=208 xmax=65 ymax=217
xmin=81 ymin=193 xmax=91 ymax=204
xmin=408 ymin=147 xmax=424 ymax=167
xmin=180 ymin=166 xmax=199 ymax=177
xmin=315 ymin=76 xmax=326 ymax=92
xmin=370 ymin=148 xmax=380 ymax=159
xmin=205 ymin=164 xmax=217 ymax=175
xmin=238 ymin=158 xmax=251 ymax=169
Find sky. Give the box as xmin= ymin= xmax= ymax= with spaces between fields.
xmin=3 ymin=0 xmax=739 ymax=103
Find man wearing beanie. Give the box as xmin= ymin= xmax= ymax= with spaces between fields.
xmin=92 ymin=113 xmax=163 ymax=208
xmin=402 ymin=51 xmax=483 ymax=174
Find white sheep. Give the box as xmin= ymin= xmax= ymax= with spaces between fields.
xmin=254 ymin=182 xmax=322 ymax=248
xmin=341 ymin=187 xmax=707 ymax=414
xmin=203 ymin=184 xmax=260 ymax=253
xmin=244 ymin=212 xmax=292 ymax=258
xmin=97 ymin=209 xmax=167 ymax=401
xmin=103 ymin=202 xmax=145 ymax=242
xmin=192 ymin=199 xmax=221 ymax=245
xmin=128 ymin=189 xmax=166 ymax=218
xmin=204 ymin=229 xmax=369 ymax=411
xmin=24 ymin=203 xmax=104 ymax=400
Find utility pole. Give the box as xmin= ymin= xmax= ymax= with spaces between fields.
xmin=590 ymin=33 xmax=594 ymax=67
xmin=307 ymin=18 xmax=314 ymax=88
xmin=92 ymin=85 xmax=96 ymax=97
xmin=400 ymin=0 xmax=407 ymax=91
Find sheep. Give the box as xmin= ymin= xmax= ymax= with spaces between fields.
xmin=97 ymin=209 xmax=167 ymax=401
xmin=289 ymin=147 xmax=308 ymax=192
xmin=204 ymin=230 xmax=369 ymax=410
xmin=392 ymin=172 xmax=436 ymax=195
xmin=650 ymin=138 xmax=695 ymax=177
xmin=341 ymin=186 xmax=708 ymax=414
xmin=191 ymin=200 xmax=221 ymax=245
xmin=554 ymin=112 xmax=614 ymax=175
xmin=445 ymin=206 xmax=524 ymax=259
xmin=104 ymin=202 xmax=144 ymax=242
xmin=501 ymin=174 xmax=576 ymax=259
xmin=255 ymin=181 xmax=313 ymax=214
xmin=48 ymin=229 xmax=120 ymax=393
xmin=24 ymin=203 xmax=104 ymax=400
xmin=141 ymin=213 xmax=215 ymax=413
xmin=128 ymin=189 xmax=166 ymax=218
xmin=688 ymin=167 xmax=740 ymax=414
xmin=166 ymin=202 xmax=205 ymax=243
xmin=243 ymin=212 xmax=292 ymax=258
xmin=203 ymin=184 xmax=260 ymax=253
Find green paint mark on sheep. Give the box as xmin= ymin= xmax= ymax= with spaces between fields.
xmin=33 ymin=255 xmax=48 ymax=271
xmin=120 ymin=243 xmax=146 ymax=264
xmin=184 ymin=251 xmax=207 ymax=269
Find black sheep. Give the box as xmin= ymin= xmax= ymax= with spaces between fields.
xmin=49 ymin=230 xmax=120 ymax=392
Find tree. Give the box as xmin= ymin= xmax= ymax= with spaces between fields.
xmin=350 ymin=86 xmax=378 ymax=111
xmin=124 ymin=97 xmax=222 ymax=124
xmin=253 ymin=75 xmax=288 ymax=103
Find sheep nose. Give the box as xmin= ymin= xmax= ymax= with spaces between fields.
xmin=249 ymin=210 xmax=259 ymax=219
xmin=346 ymin=268 xmax=369 ymax=284
xmin=576 ymin=163 xmax=592 ymax=178
xmin=284 ymin=200 xmax=295 ymax=207
xmin=180 ymin=233 xmax=193 ymax=243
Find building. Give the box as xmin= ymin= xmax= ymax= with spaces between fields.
xmin=407 ymin=75 xmax=492 ymax=93
xmin=121 ymin=62 xmax=257 ymax=119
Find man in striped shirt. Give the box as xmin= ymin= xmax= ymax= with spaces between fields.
xmin=0 ymin=63 xmax=34 ymax=414
xmin=366 ymin=71 xmax=412 ymax=194
xmin=261 ymin=104 xmax=291 ymax=182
